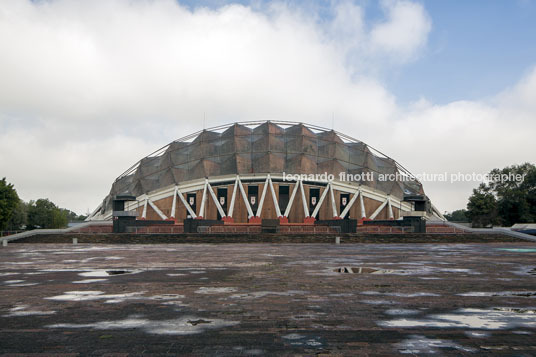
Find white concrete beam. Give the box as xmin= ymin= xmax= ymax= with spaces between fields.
xmin=359 ymin=191 xmax=366 ymax=218
xmin=329 ymin=182 xmax=338 ymax=217
xmin=311 ymin=183 xmax=330 ymax=218
xmin=256 ymin=176 xmax=270 ymax=217
xmin=237 ymin=176 xmax=254 ymax=218
xmin=170 ymin=186 xmax=178 ymax=218
xmin=142 ymin=198 xmax=148 ymax=219
xmin=284 ymin=181 xmax=300 ymax=217
xmin=299 ymin=180 xmax=309 ymax=217
xmin=370 ymin=198 xmax=389 ymax=220
xmin=227 ymin=176 xmax=239 ymax=218
xmin=340 ymin=188 xmax=360 ymax=219
xmin=207 ymin=181 xmax=226 ymax=218
xmin=148 ymin=198 xmax=168 ymax=220
xmin=199 ymin=180 xmax=208 ymax=218
xmin=268 ymin=176 xmax=282 ymax=217
xmin=176 ymin=187 xmax=197 ymax=218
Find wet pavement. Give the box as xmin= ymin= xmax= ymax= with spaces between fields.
xmin=1 ymin=243 xmax=535 ymax=356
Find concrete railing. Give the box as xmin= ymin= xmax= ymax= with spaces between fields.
xmin=430 ymin=220 xmax=536 ymax=242
xmin=0 ymin=221 xmax=112 ymax=244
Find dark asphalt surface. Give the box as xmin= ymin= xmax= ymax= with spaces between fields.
xmin=1 ymin=243 xmax=535 ymax=356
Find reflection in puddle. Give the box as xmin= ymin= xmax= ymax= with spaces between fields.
xmin=79 ymin=269 xmax=141 ymax=278
xmin=47 ymin=315 xmax=238 ymax=335
xmin=72 ymin=279 xmax=108 ymax=284
xmin=3 ymin=305 xmax=56 ymax=317
xmin=395 ymin=335 xmax=476 ymax=354
xmin=45 ymin=290 xmax=146 ymax=303
xmin=385 ymin=309 xmax=420 ymax=316
xmin=459 ymin=291 xmax=536 ymax=297
xmin=465 ymin=330 xmax=491 ymax=338
xmin=361 ymin=299 xmax=399 ymax=305
xmin=497 ymin=248 xmax=536 ymax=253
xmin=195 ymin=287 xmax=237 ymax=294
xmin=362 ymin=291 xmax=440 ymax=297
xmin=381 ymin=307 xmax=536 ymax=329
xmin=230 ymin=290 xmax=307 ymax=299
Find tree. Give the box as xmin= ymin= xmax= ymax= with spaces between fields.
xmin=0 ymin=178 xmax=20 ymax=230
xmin=444 ymin=209 xmax=468 ymax=222
xmin=6 ymin=200 xmax=28 ymax=230
xmin=60 ymin=209 xmax=87 ymax=222
xmin=27 ymin=199 xmax=68 ymax=229
xmin=466 ymin=184 xmax=498 ymax=227
xmin=466 ymin=163 xmax=536 ymax=227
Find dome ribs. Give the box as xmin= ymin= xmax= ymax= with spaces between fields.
xmin=99 ymin=121 xmax=426 ymax=213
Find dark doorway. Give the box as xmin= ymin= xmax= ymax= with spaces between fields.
xmin=186 ymin=193 xmax=196 ymax=218
xmin=217 ymin=188 xmax=227 ymax=220
xmin=309 ymin=188 xmax=320 ymax=218
xmin=278 ymin=185 xmax=289 ymax=214
xmin=340 ymin=193 xmax=350 ymax=219
xmin=248 ymin=185 xmax=259 ymax=216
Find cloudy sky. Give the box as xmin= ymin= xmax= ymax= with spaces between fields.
xmin=1 ymin=0 xmax=535 ymax=215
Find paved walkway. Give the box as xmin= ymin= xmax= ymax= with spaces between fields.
xmin=1 ymin=243 xmax=536 ymax=355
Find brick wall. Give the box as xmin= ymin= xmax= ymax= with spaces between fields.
xmin=68 ymin=222 xmax=470 ymax=235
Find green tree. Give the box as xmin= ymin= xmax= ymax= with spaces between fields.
xmin=0 ymin=178 xmax=20 ymax=230
xmin=466 ymin=184 xmax=498 ymax=228
xmin=466 ymin=163 xmax=536 ymax=227
xmin=444 ymin=209 xmax=468 ymax=222
xmin=6 ymin=200 xmax=28 ymax=230
xmin=60 ymin=209 xmax=87 ymax=223
xmin=27 ymin=199 xmax=68 ymax=229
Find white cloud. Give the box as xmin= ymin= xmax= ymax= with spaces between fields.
xmin=381 ymin=67 xmax=536 ymax=212
xmin=369 ymin=0 xmax=431 ymax=61
xmin=0 ymin=0 xmax=533 ymax=215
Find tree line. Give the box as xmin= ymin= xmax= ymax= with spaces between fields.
xmin=445 ymin=163 xmax=536 ymax=227
xmin=0 ymin=178 xmax=86 ymax=231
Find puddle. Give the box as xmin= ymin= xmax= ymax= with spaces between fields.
xmin=45 ymin=290 xmax=187 ymax=304
xmin=332 ymin=267 xmax=413 ymax=275
xmin=395 ymin=335 xmax=476 ymax=354
xmin=362 ymin=291 xmax=440 ymax=297
xmin=361 ymin=299 xmax=399 ymax=305
xmin=3 ymin=305 xmax=56 ymax=317
xmin=497 ymin=248 xmax=536 ymax=253
xmin=79 ymin=269 xmax=141 ymax=278
xmin=150 ymin=294 xmax=185 ymax=300
xmin=45 ymin=290 xmax=146 ymax=303
xmin=464 ymin=330 xmax=491 ymax=338
xmin=512 ymin=330 xmax=533 ymax=335
xmin=195 ymin=287 xmax=237 ymax=294
xmin=283 ymin=333 xmax=305 ymax=340
xmin=3 ymin=280 xmax=25 ymax=284
xmin=5 ymin=282 xmax=38 ymax=287
xmin=513 ymin=266 xmax=536 ymax=276
xmin=385 ymin=309 xmax=420 ymax=316
xmin=47 ymin=315 xmax=238 ymax=335
xmin=106 ymin=270 xmax=130 ymax=275
xmin=459 ymin=291 xmax=536 ymax=297
xmin=282 ymin=333 xmax=323 ymax=348
xmin=333 ymin=267 xmax=388 ymax=274
xmin=72 ymin=279 xmax=108 ymax=284
xmin=380 ymin=307 xmax=536 ymax=329
xmin=230 ymin=290 xmax=307 ymax=299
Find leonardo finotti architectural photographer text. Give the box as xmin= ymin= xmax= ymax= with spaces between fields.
xmin=282 ymin=172 xmax=525 ymax=184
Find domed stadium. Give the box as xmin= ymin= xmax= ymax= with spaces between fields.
xmin=87 ymin=121 xmax=444 ymax=223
